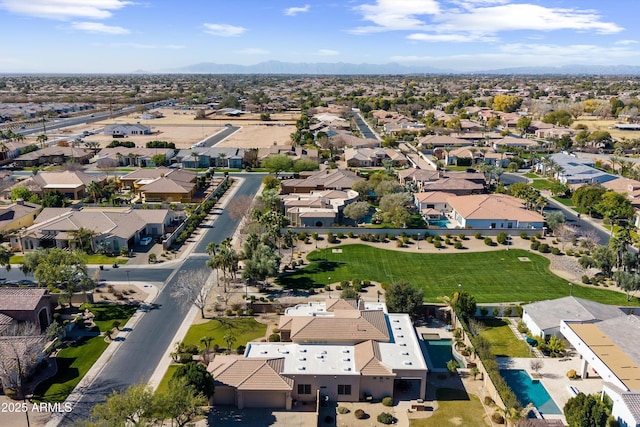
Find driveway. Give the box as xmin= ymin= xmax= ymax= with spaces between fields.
xmin=209 ymin=406 xmax=317 ymax=427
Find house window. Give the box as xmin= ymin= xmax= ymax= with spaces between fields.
xmin=298 ymin=384 xmax=311 ymax=395
xmin=338 ymin=385 xmax=352 ymax=395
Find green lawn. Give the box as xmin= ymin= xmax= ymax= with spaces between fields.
xmin=182 ymin=318 xmax=267 ymax=350
xmin=478 ymin=318 xmax=532 ymax=358
xmin=530 ymin=179 xmax=553 ymax=190
xmin=34 ymin=303 xmax=137 ymax=403
xmin=155 ymin=365 xmax=179 ymax=395
xmin=278 ymin=245 xmax=637 ymax=305
xmin=410 ymin=388 xmax=488 ymax=427
xmin=83 ymin=303 xmax=138 ymax=332
xmin=523 ymin=173 xmax=539 ymax=178
xmin=552 ymin=196 xmax=575 ymax=208
xmin=34 ymin=336 xmax=108 ymax=402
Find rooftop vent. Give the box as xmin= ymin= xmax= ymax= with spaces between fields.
xmin=403 ymin=361 xmax=413 ymax=366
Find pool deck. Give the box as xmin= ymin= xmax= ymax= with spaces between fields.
xmin=416 ymin=320 xmax=605 ymax=425
xmin=498 ymin=356 xmax=603 ymax=424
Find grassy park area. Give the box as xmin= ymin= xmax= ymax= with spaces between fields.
xmin=278 ymin=245 xmax=637 ymax=305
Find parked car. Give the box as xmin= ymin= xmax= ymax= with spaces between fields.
xmin=140 ymin=237 xmax=153 ymax=246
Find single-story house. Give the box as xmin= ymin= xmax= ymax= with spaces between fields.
xmin=176 ymin=147 xmax=244 ymax=169
xmin=0 ymin=199 xmax=42 ymax=233
xmin=345 ymin=148 xmax=407 ymax=168
xmin=13 ymin=147 xmax=93 ymax=167
xmin=280 ymin=170 xmax=364 ymax=195
xmin=4 ymin=170 xmax=107 ymax=200
xmin=119 ymin=167 xmax=197 ymax=203
xmin=208 ymin=299 xmax=427 ymax=409
xmin=421 ymin=177 xmax=485 ymax=196
xmin=397 ymin=169 xmax=440 ymax=190
xmin=12 ymin=207 xmax=177 ymax=254
xmin=447 ymin=194 xmax=544 ymax=229
xmin=560 ymin=315 xmax=640 ymax=427
xmin=96 ymin=147 xmax=175 ymax=168
xmin=0 ymin=288 xmax=52 ymax=332
xmin=537 ymin=153 xmax=617 ymax=185
xmin=282 ymin=189 xmax=359 ymax=227
xmin=414 ymin=192 xmax=456 ymax=218
xmin=493 ymin=136 xmax=539 ymax=150
xmin=418 ymin=135 xmax=469 ymax=149
xmin=522 ymin=296 xmax=625 ymax=339
xmin=103 ymin=123 xmax=152 ymax=137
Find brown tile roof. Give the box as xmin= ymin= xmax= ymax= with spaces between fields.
xmin=289 ymin=310 xmax=390 ymax=344
xmin=139 ymin=177 xmax=194 ymax=194
xmin=423 ymin=178 xmax=484 ymax=192
xmin=208 ymin=356 xmax=293 ymax=391
xmin=415 ymin=191 xmax=457 ymax=204
xmin=0 ymin=288 xmax=47 ymax=311
xmin=354 ymin=340 xmax=394 ymax=376
xmin=447 ymin=194 xmax=544 ymax=222
xmin=326 ymin=298 xmax=359 ymax=311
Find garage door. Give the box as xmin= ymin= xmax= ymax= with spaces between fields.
xmin=213 ymin=387 xmax=236 ymax=405
xmin=243 ymin=391 xmax=286 ymax=408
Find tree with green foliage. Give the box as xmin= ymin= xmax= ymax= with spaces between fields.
xmin=156 ymin=376 xmax=207 ymax=427
xmin=596 ymin=191 xmax=635 ymax=226
xmin=343 ymin=201 xmax=370 ymax=224
xmin=21 ymin=248 xmax=87 ymax=290
xmin=292 ymin=158 xmax=319 ymax=172
xmin=516 ymin=117 xmax=532 ymax=136
xmin=146 ymin=140 xmax=176 ymax=149
xmin=546 ymin=211 xmax=565 ymax=231
xmin=41 ymin=190 xmax=67 ymax=207
xmin=91 ymin=384 xmax=156 ymax=427
xmin=261 ymin=175 xmax=280 ymax=190
xmin=614 ymin=271 xmax=640 ymax=301
xmin=151 ymin=153 xmax=166 ymax=166
xmin=171 ymin=362 xmax=215 ymax=398
xmin=442 ymin=290 xmax=477 ymax=318
xmin=384 ymin=281 xmax=424 ymax=317
xmin=563 ymin=393 xmax=608 ymax=427
xmin=242 ymin=243 xmax=281 ymax=286
xmin=10 ymin=186 xmax=34 ymax=202
xmin=262 ymin=154 xmax=293 ymax=177
xmin=492 ymin=95 xmax=523 ymax=113
xmin=572 ymin=184 xmax=607 ymax=216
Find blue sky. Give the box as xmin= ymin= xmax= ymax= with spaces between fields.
xmin=1 ymin=0 xmax=638 ymax=73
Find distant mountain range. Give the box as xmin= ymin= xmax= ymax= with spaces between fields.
xmin=162 ymin=60 xmax=640 ymax=75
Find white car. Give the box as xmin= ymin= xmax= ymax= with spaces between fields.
xmin=140 ymin=237 xmax=153 ymax=246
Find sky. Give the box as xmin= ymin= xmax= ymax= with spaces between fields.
xmin=1 ymin=0 xmax=639 ymax=73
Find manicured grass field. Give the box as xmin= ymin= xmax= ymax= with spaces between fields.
xmin=523 ymin=173 xmax=539 ymax=178
xmin=182 ymin=318 xmax=267 ymax=350
xmin=410 ymin=388 xmax=488 ymax=427
xmin=278 ymin=245 xmax=637 ymax=305
xmin=34 ymin=336 xmax=108 ymax=402
xmin=478 ymin=318 xmax=532 ymax=358
xmin=530 ymin=179 xmax=553 ymax=190
xmin=552 ymin=196 xmax=575 ymax=207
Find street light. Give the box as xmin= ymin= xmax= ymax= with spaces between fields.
xmin=569 ymin=282 xmax=573 ymax=297
xmin=417 ymin=233 xmax=420 ymax=250
xmin=125 ymin=269 xmax=131 ymax=287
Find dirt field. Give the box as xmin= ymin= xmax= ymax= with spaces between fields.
xmin=52 ymin=109 xmax=299 ymax=150
xmin=574 ymin=117 xmax=640 ymax=140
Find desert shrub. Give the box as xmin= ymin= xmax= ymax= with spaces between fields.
xmin=484 ymin=237 xmax=493 ymax=246
xmin=433 ymin=240 xmax=442 ymax=248
xmin=520 ymin=231 xmax=528 ymax=240
xmin=327 ymin=232 xmax=337 ymax=243
xmin=538 ymin=243 xmax=550 ymax=253
xmin=236 ymin=345 xmax=246 ymax=355
xmin=484 ymin=396 xmax=495 ymax=406
xmin=382 ymin=396 xmax=394 ymax=407
xmin=396 ymin=240 xmax=404 ymax=248
xmin=268 ymin=333 xmax=280 ymax=342
xmin=474 ymin=232 xmax=483 ymax=239
xmin=566 ymin=369 xmax=577 ymax=379
xmin=347 ymin=231 xmax=354 ymax=238
xmin=530 ymin=240 xmax=540 ymax=250
xmin=454 ymin=241 xmax=463 ymax=249
xmin=458 ymin=233 xmax=466 ymax=240
xmin=491 ymin=412 xmax=505 ymax=424
xmin=337 ymin=232 xmax=344 ymax=239
xmin=337 ymin=406 xmax=349 ymax=414
xmin=581 ymin=275 xmax=591 ymax=284
xmin=354 ymin=409 xmax=366 ymax=419
xmin=377 ymin=412 xmax=394 ymax=424
xmin=445 ymin=238 xmax=451 ymax=245
xmin=496 ymin=232 xmax=508 ymax=245
xmin=517 ymin=321 xmax=529 ymax=334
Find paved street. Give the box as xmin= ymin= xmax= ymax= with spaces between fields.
xmin=56 ymin=173 xmax=264 ymax=424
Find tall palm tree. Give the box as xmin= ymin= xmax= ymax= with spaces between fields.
xmin=69 ymin=227 xmax=97 ymax=253
xmin=86 ymin=180 xmax=103 ymax=203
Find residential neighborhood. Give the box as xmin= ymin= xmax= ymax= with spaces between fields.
xmin=0 ymin=72 xmax=640 ymax=427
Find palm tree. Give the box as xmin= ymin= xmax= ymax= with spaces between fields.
xmin=223 ymin=332 xmax=236 ymax=352
xmin=36 ymin=134 xmax=48 ymax=148
xmin=219 ymin=153 xmax=227 ymax=168
xmin=86 ymin=180 xmax=104 ymax=203
xmin=69 ymin=227 xmax=96 ymax=253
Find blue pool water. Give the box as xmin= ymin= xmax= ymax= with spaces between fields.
xmin=500 ymin=369 xmax=562 ymax=414
xmin=423 ymin=339 xmax=457 ymax=370
xmin=427 ymin=219 xmax=450 ymax=228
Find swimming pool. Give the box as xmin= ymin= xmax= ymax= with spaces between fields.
xmin=500 ymin=369 xmax=562 ymax=415
xmin=427 ymin=219 xmax=450 ymax=228
xmin=423 ymin=338 xmax=458 ymax=370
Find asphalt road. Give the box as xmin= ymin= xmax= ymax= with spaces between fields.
xmin=60 ymin=173 xmax=265 ymax=423
xmin=352 ymin=112 xmax=379 ymax=140
xmin=202 ymin=125 xmax=239 ymax=147
xmin=16 ymin=107 xmax=138 ymax=137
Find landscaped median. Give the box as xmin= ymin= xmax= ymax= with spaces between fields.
xmin=278 ymin=244 xmax=638 ymax=306
xmin=32 ymin=303 xmax=137 ymax=403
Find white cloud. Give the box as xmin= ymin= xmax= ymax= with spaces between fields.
xmin=235 ymin=48 xmax=271 ymax=55
xmin=284 ymin=4 xmax=310 ymax=16
xmin=203 ymin=23 xmax=246 ymax=37
xmin=615 ymin=40 xmax=638 ymax=45
xmin=352 ymin=0 xmax=623 ymax=39
xmin=316 ymin=49 xmax=339 ymax=56
xmin=0 ymin=0 xmax=132 ymax=20
xmin=96 ymin=42 xmax=185 ymax=49
xmin=352 ymin=0 xmax=439 ymax=33
xmin=70 ymin=21 xmax=129 ymax=34
xmin=407 ymin=33 xmax=497 ymax=43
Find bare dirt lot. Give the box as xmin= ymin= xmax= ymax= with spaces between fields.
xmin=574 ymin=116 xmax=640 ymax=140
xmin=67 ymin=109 xmax=299 ymax=150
